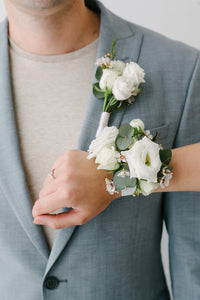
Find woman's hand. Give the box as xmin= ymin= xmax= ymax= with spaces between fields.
xmin=32 ymin=150 xmax=120 ymax=229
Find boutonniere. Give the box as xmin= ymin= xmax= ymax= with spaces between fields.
xmin=93 ymin=38 xmax=145 ymax=137
xmin=88 ymin=39 xmax=172 ymax=197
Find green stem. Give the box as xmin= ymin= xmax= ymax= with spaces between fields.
xmin=105 ymin=96 xmax=117 ymax=112
xmin=103 ymin=93 xmax=109 ymax=112
xmin=110 ymin=103 xmax=127 ymax=114
xmin=111 ymin=37 xmax=117 ymax=60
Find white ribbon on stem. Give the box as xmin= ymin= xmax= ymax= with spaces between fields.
xmin=95 ymin=112 xmax=110 ymax=137
xmin=121 ymin=187 xmax=136 ymax=197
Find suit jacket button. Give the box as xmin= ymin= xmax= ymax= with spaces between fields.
xmin=44 ymin=276 xmax=59 ymax=290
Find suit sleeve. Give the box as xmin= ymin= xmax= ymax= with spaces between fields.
xmin=164 ymin=51 xmax=200 ymax=300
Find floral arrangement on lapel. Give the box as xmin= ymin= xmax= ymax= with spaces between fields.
xmin=93 ymin=38 xmax=145 ymax=136
xmin=88 ymin=39 xmax=173 ymax=197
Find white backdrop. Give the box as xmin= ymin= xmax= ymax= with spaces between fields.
xmin=0 ymin=0 xmax=199 ymax=298
xmin=101 ymin=0 xmax=200 ymax=49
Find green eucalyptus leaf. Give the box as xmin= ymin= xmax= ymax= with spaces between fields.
xmin=159 ymin=149 xmax=172 ymax=165
xmin=113 ymin=171 xmax=126 ymax=191
xmin=116 ymin=136 xmax=133 ymax=150
xmin=113 ymin=170 xmax=136 ymax=191
xmin=124 ymin=176 xmax=137 ymax=188
xmin=119 ymin=124 xmax=135 ymax=137
xmin=93 ymin=83 xmax=105 ymax=99
xmin=95 ymin=66 xmax=103 ymax=81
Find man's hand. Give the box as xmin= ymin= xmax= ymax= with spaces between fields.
xmin=32 ymin=150 xmax=120 ymax=229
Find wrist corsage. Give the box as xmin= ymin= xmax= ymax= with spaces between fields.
xmin=88 ymin=119 xmax=172 ymax=196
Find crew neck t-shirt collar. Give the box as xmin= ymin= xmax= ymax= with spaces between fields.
xmin=8 ymin=37 xmax=99 ymax=63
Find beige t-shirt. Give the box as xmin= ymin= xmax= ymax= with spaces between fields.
xmin=9 ymin=38 xmax=98 ymax=249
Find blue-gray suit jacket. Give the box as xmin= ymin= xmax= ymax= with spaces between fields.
xmin=0 ymin=2 xmax=200 ymax=300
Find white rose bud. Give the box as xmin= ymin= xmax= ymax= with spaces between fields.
xmin=123 ymin=62 xmax=145 ymax=86
xmin=139 ymin=180 xmax=159 ymax=196
xmin=112 ymin=60 xmax=126 ymax=75
xmin=112 ymin=76 xmax=135 ymax=100
xmin=129 ymin=119 xmax=145 ymax=131
xmin=87 ymin=126 xmax=119 ymax=159
xmin=95 ymin=147 xmax=120 ymax=171
xmin=99 ymin=69 xmax=118 ymax=92
xmin=121 ymin=137 xmax=162 ymax=183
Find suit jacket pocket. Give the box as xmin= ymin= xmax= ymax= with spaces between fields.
xmin=146 ymin=124 xmax=169 ymax=148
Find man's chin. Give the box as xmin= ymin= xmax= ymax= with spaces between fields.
xmin=6 ymin=0 xmax=75 ymax=16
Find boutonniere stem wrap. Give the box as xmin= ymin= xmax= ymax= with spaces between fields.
xmin=94 ymin=38 xmax=145 ymax=137
xmin=88 ymin=119 xmax=173 ymax=196
xmin=96 ymin=112 xmax=111 ymax=138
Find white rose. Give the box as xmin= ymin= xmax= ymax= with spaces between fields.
xmin=99 ymin=69 xmax=118 ymax=92
xmin=112 ymin=60 xmax=126 ymax=75
xmin=87 ymin=126 xmax=119 ymax=159
xmin=139 ymin=180 xmax=159 ymax=196
xmin=129 ymin=119 xmax=145 ymax=131
xmin=121 ymin=137 xmax=162 ymax=182
xmin=123 ymin=62 xmax=145 ymax=86
xmin=95 ymin=147 xmax=120 ymax=170
xmin=112 ymin=76 xmax=135 ymax=100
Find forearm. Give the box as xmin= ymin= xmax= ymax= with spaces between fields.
xmin=155 ymin=143 xmax=200 ymax=192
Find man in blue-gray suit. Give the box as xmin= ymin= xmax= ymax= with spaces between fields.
xmin=0 ymin=0 xmax=199 ymax=299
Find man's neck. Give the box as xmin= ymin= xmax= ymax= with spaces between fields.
xmin=5 ymin=0 xmax=100 ymax=55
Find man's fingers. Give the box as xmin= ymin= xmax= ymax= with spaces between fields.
xmin=43 ymin=175 xmax=55 ymax=187
xmin=39 ymin=181 xmax=57 ymax=198
xmin=33 ymin=209 xmax=87 ymax=229
xmin=50 ymin=152 xmax=67 ymax=170
xmin=32 ymin=190 xmax=71 ymax=217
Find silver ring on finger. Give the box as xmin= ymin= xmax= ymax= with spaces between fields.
xmin=48 ymin=168 xmax=56 ymax=180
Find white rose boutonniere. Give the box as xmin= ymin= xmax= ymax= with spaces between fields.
xmin=123 ymin=62 xmax=145 ymax=87
xmin=99 ymin=69 xmax=118 ymax=92
xmin=93 ymin=38 xmax=145 ymax=137
xmin=112 ymin=62 xmax=145 ymax=101
xmin=112 ymin=77 xmax=135 ymax=101
xmin=112 ymin=60 xmax=126 ymax=75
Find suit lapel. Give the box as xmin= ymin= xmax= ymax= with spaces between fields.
xmin=46 ymin=2 xmax=144 ymax=274
xmin=0 ymin=19 xmax=49 ymax=260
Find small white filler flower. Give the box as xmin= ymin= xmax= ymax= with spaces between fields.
xmin=105 ymin=178 xmax=116 ymax=195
